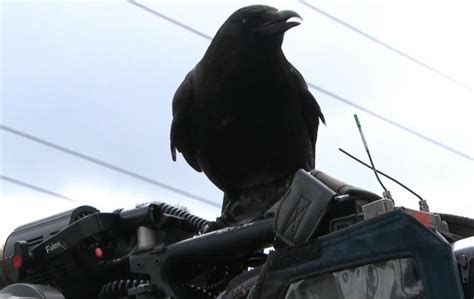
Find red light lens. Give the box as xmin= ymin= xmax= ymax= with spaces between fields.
xmin=12 ymin=255 xmax=22 ymax=268
xmin=94 ymin=247 xmax=103 ymax=258
xmin=409 ymin=210 xmax=432 ymax=226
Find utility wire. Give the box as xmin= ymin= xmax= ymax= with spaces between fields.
xmin=128 ymin=0 xmax=212 ymax=40
xmin=0 ymin=125 xmax=221 ymax=208
xmin=0 ymin=174 xmax=80 ymax=203
xmin=307 ymin=83 xmax=473 ymax=161
xmin=127 ymin=1 xmax=473 ymax=162
xmin=299 ymin=0 xmax=471 ymax=91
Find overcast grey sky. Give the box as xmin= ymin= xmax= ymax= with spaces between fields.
xmin=1 ymin=0 xmax=473 ymax=242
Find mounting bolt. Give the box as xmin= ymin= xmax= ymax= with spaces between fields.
xmin=134 ymin=261 xmax=143 ymax=270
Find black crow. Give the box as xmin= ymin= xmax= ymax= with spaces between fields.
xmin=170 ymin=5 xmax=325 ymax=223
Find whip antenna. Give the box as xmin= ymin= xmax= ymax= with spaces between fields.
xmin=353 ymin=114 xmax=391 ymax=200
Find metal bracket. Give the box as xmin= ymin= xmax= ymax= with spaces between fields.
xmin=458 ymin=253 xmax=471 ymax=283
xmin=128 ymin=283 xmax=161 ymax=299
xmin=362 ymin=198 xmax=394 ymax=220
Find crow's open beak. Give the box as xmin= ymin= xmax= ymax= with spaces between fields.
xmin=259 ymin=10 xmax=302 ymax=34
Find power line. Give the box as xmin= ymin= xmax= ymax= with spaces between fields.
xmin=0 ymin=174 xmax=79 ymax=203
xmin=127 ymin=1 xmax=473 ymax=162
xmin=299 ymin=0 xmax=471 ymax=91
xmin=0 ymin=125 xmax=221 ymax=208
xmin=307 ymin=83 xmax=473 ymax=161
xmin=128 ymin=0 xmax=212 ymax=40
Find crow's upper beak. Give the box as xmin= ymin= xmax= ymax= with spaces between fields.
xmin=259 ymin=10 xmax=302 ymax=34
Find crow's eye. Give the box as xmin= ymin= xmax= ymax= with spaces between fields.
xmin=241 ymin=18 xmax=247 ymax=24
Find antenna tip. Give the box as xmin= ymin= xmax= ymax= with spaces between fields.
xmin=354 ymin=114 xmax=361 ymax=127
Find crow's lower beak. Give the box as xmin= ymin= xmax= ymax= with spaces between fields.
xmin=259 ymin=10 xmax=302 ymax=34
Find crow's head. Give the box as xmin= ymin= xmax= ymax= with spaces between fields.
xmin=229 ymin=5 xmax=301 ymax=35
xmin=211 ymin=5 xmax=302 ymax=55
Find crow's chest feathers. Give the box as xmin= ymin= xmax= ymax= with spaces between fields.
xmin=196 ymin=52 xmax=298 ymax=126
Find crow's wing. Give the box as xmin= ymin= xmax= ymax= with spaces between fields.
xmin=170 ymin=70 xmax=202 ymax=172
xmin=288 ymin=64 xmax=325 ymax=151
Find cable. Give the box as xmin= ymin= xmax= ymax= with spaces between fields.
xmin=299 ymin=0 xmax=472 ymax=91
xmin=127 ymin=1 xmax=473 ymax=162
xmin=0 ymin=174 xmax=80 ymax=203
xmin=0 ymin=125 xmax=220 ymax=208
xmin=338 ymin=148 xmax=424 ymax=201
